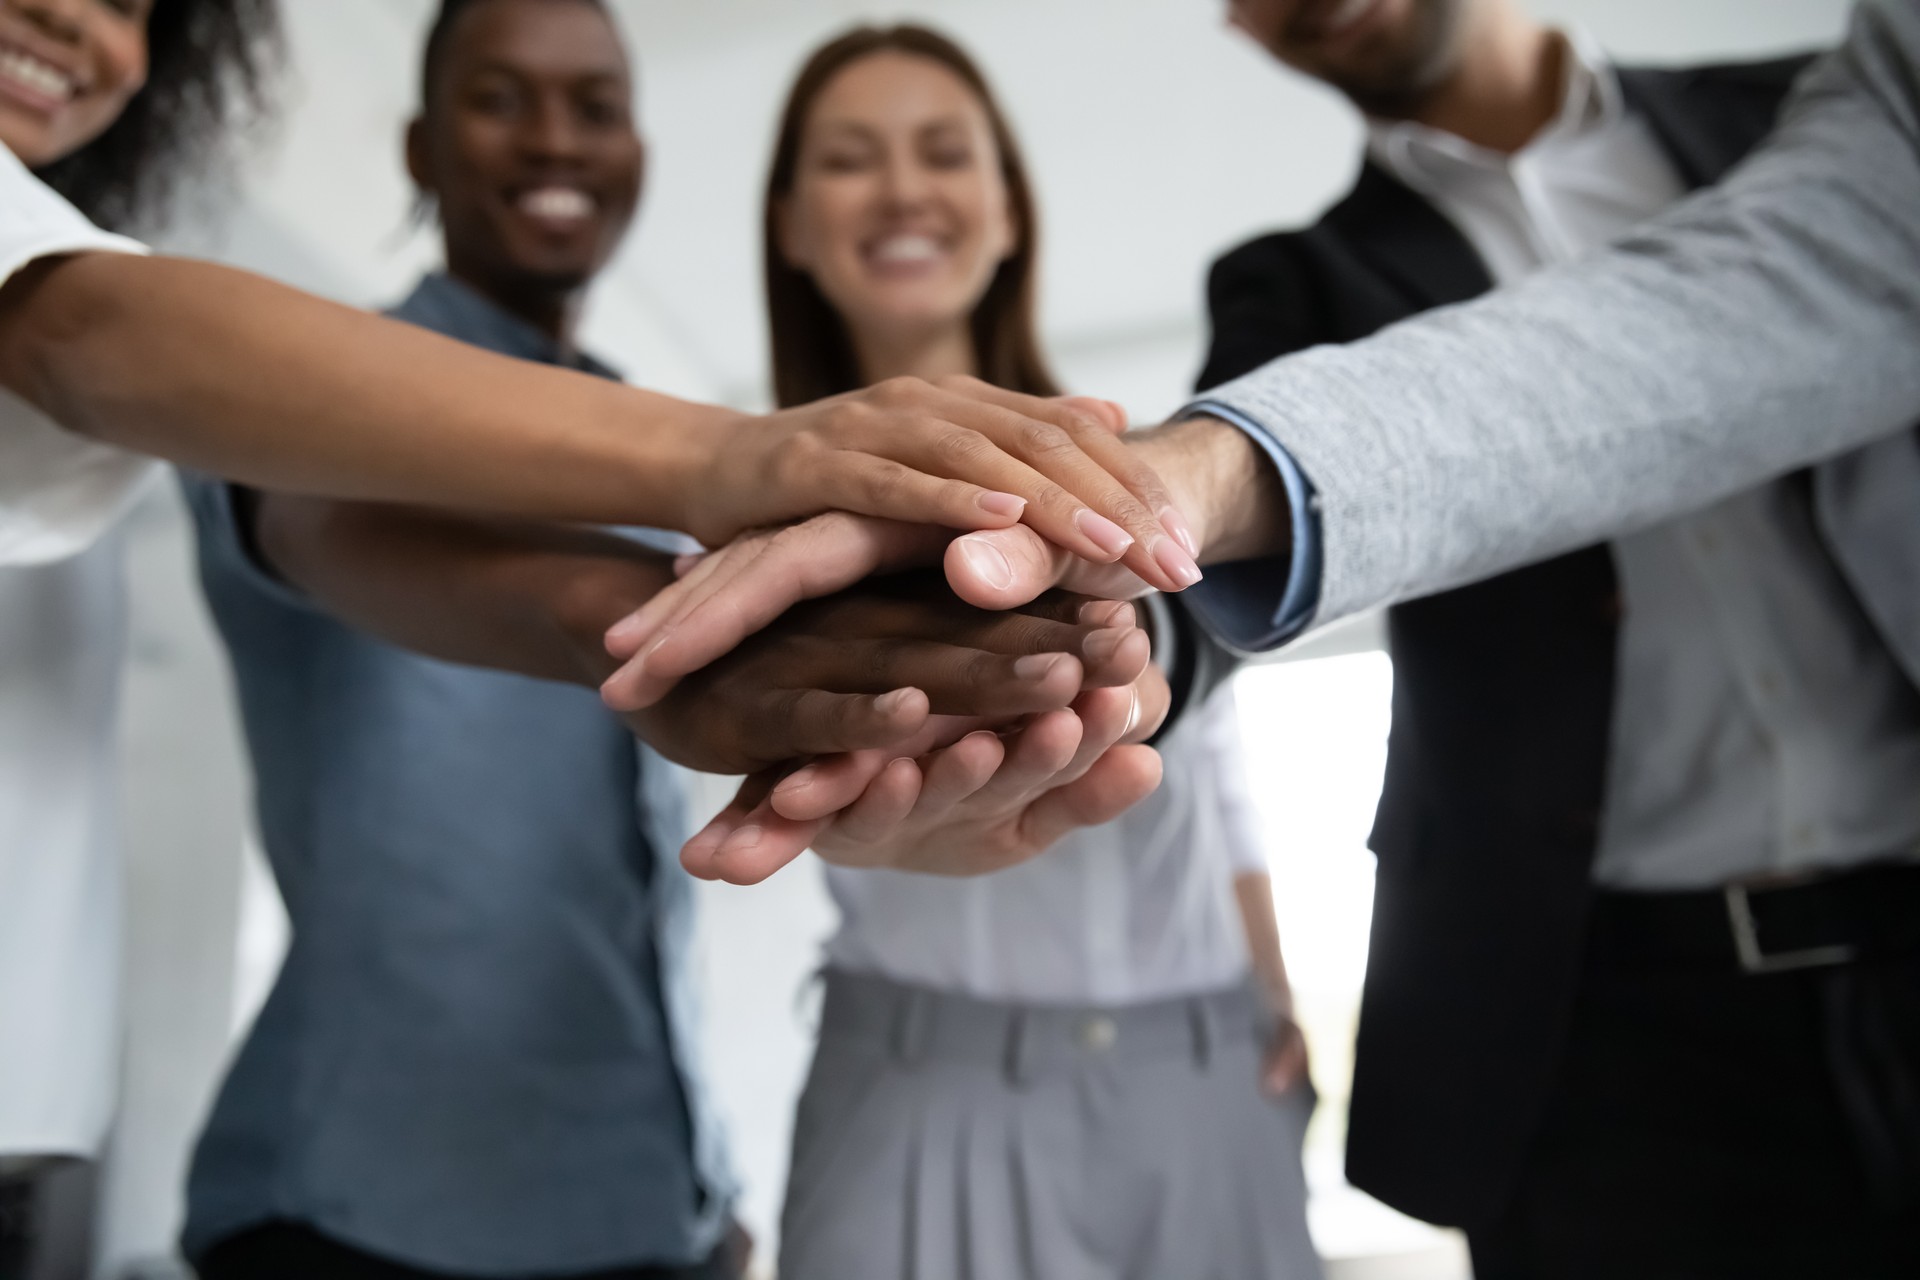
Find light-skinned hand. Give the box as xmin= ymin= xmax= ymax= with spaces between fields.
xmin=707 ymin=380 xmax=1200 ymax=588
xmin=678 ymin=666 xmax=1168 ymax=885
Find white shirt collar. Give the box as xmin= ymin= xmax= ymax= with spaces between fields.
xmin=1366 ymin=28 xmax=1621 ymax=188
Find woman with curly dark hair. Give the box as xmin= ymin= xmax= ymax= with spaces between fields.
xmin=0 ymin=0 xmax=1184 ymax=1261
xmin=27 ymin=0 xmax=279 ymax=232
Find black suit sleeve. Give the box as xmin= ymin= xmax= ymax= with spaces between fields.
xmin=1195 ymin=235 xmax=1329 ymax=392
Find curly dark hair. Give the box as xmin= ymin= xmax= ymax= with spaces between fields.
xmin=34 ymin=0 xmax=282 ymax=232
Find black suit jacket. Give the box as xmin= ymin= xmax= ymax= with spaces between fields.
xmin=1195 ymin=56 xmax=1815 ymax=1228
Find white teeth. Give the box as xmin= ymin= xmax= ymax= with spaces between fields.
xmin=0 ymin=48 xmax=76 ymax=102
xmin=518 ymin=187 xmax=594 ymax=221
xmin=871 ymin=234 xmax=943 ymax=265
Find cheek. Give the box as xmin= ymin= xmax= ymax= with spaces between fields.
xmin=956 ymin=178 xmax=1017 ymax=269
xmin=95 ymin=20 xmax=149 ymax=111
xmin=790 ymin=182 xmax=871 ymax=271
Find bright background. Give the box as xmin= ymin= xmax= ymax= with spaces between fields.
xmin=102 ymin=1 xmax=1851 ymax=1277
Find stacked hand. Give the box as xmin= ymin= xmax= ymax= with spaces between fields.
xmin=605 ymin=406 xmax=1283 ymax=884
xmin=610 ymin=570 xmax=1168 ymax=883
xmin=696 ymin=377 xmax=1202 ymax=592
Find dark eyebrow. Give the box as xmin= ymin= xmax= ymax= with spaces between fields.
xmin=463 ymin=61 xmax=630 ymax=89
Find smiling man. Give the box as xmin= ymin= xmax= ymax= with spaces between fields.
xmin=178 ymin=2 xmax=744 ymax=1278
xmin=1195 ymin=2 xmax=1907 ymax=1278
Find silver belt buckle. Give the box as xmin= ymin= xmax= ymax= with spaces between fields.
xmin=1723 ymin=875 xmax=1858 ymax=975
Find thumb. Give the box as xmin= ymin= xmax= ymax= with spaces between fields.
xmin=945 ymin=526 xmax=1069 ymax=609
xmin=945 ymin=527 xmax=1158 ymax=609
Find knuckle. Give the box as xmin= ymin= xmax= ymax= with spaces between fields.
xmin=857 ymin=642 xmax=897 ymax=687
xmin=1028 ymin=478 xmax=1075 ymax=515
xmin=859 ymin=460 xmax=912 ymax=510
xmin=930 ymin=425 xmax=993 ymax=472
xmin=1017 ymin=420 xmax=1079 ymax=462
xmin=873 ymin=375 xmax=922 ymax=407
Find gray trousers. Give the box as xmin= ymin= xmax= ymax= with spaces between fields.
xmin=779 ymin=971 xmax=1321 ymax=1280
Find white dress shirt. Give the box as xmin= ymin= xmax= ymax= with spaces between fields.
xmin=1368 ymin=33 xmax=1920 ymax=890
xmin=823 ymin=686 xmax=1267 ymax=1005
xmin=0 ymin=142 xmax=151 ymax=1158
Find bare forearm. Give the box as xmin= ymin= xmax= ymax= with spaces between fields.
xmin=1127 ymin=417 xmax=1290 ymax=565
xmin=0 ymin=253 xmax=732 ymax=528
xmin=1234 ymin=872 xmax=1293 ymax=1007
xmin=254 ymin=495 xmax=673 ymax=687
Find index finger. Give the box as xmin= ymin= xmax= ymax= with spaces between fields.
xmin=602 ymin=516 xmax=949 ymax=710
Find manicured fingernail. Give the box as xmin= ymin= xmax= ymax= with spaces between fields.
xmin=722 ymin=825 xmax=764 ymax=855
xmin=1073 ymin=509 xmax=1134 ymax=558
xmin=957 ymin=535 xmax=1014 ymax=591
xmin=1078 ymin=599 xmax=1132 ymax=627
xmin=976 ymin=490 xmax=1028 ymax=519
xmin=875 ymin=688 xmax=918 ymax=717
xmin=1151 ymin=536 xmax=1203 ymax=589
xmin=1014 ymin=653 xmax=1064 ymax=680
xmin=775 ymin=768 xmax=817 ymax=795
xmin=1158 ymin=506 xmax=1200 ymax=559
xmin=1083 ymin=627 xmax=1129 ymax=665
xmin=1125 ymin=685 xmax=1141 ymax=738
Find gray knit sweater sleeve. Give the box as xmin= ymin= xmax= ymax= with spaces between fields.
xmin=1205 ymin=0 xmax=1920 ymax=626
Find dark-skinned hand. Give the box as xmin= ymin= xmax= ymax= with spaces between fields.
xmin=617 ymin=578 xmax=1151 ymax=777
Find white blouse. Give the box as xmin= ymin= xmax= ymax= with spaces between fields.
xmin=823 ymin=684 xmax=1269 ymax=1006
xmin=0 ymin=141 xmax=150 ymax=1159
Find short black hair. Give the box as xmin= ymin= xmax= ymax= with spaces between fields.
xmin=35 ymin=0 xmax=282 ymax=232
xmin=418 ymin=0 xmax=611 ymax=114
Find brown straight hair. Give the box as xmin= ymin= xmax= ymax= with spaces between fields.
xmin=763 ymin=24 xmax=1061 ymax=408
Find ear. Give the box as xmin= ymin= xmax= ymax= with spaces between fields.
xmin=773 ymin=194 xmax=813 ymax=272
xmin=404 ymin=116 xmax=434 ymax=198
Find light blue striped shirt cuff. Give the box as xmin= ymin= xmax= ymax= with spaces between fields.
xmin=1174 ymin=400 xmax=1323 ymax=652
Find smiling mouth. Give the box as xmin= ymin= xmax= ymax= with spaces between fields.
xmin=515 ymin=186 xmax=597 ymax=228
xmin=864 ymin=233 xmax=947 ymax=272
xmin=0 ymin=41 xmax=81 ymax=111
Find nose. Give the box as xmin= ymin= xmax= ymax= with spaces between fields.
xmin=520 ymin=94 xmax=589 ymax=166
xmin=14 ymin=0 xmax=88 ymax=44
xmin=879 ymin=150 xmax=934 ymax=211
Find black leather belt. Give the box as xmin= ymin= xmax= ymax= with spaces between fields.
xmin=1590 ymin=860 xmax=1920 ymax=976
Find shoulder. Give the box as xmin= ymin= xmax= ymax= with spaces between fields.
xmin=1625 ymin=51 xmax=1821 ymax=117
xmin=1680 ymin=51 xmax=1823 ymax=95
xmin=1206 ymin=170 xmax=1377 ymax=291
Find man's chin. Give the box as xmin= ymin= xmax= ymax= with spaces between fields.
xmin=505 ymin=260 xmax=600 ymax=296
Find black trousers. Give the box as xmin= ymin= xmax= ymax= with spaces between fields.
xmin=195 ymin=1222 xmax=743 ymax=1280
xmin=1469 ymin=912 xmax=1920 ymax=1280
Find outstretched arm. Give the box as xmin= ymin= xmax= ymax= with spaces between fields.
xmin=1190 ymin=0 xmax=1920 ymax=628
xmin=247 ymin=493 xmax=1151 ymax=781
xmin=0 ymin=250 xmax=1193 ymax=584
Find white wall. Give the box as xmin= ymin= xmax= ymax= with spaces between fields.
xmin=103 ymin=0 xmax=1856 ymax=1275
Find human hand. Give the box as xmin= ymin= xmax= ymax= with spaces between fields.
xmin=601 ymin=415 xmax=1282 ymax=708
xmin=689 ymin=378 xmax=1202 ymax=590
xmin=678 ymin=659 xmax=1168 ymax=884
xmin=1260 ymin=1003 xmax=1311 ymax=1098
xmin=599 ymin=511 xmax=1156 ymax=713
xmin=623 ymin=582 xmax=1150 ymax=775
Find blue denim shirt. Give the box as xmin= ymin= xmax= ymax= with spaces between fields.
xmin=181 ymin=273 xmax=733 ymax=1274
